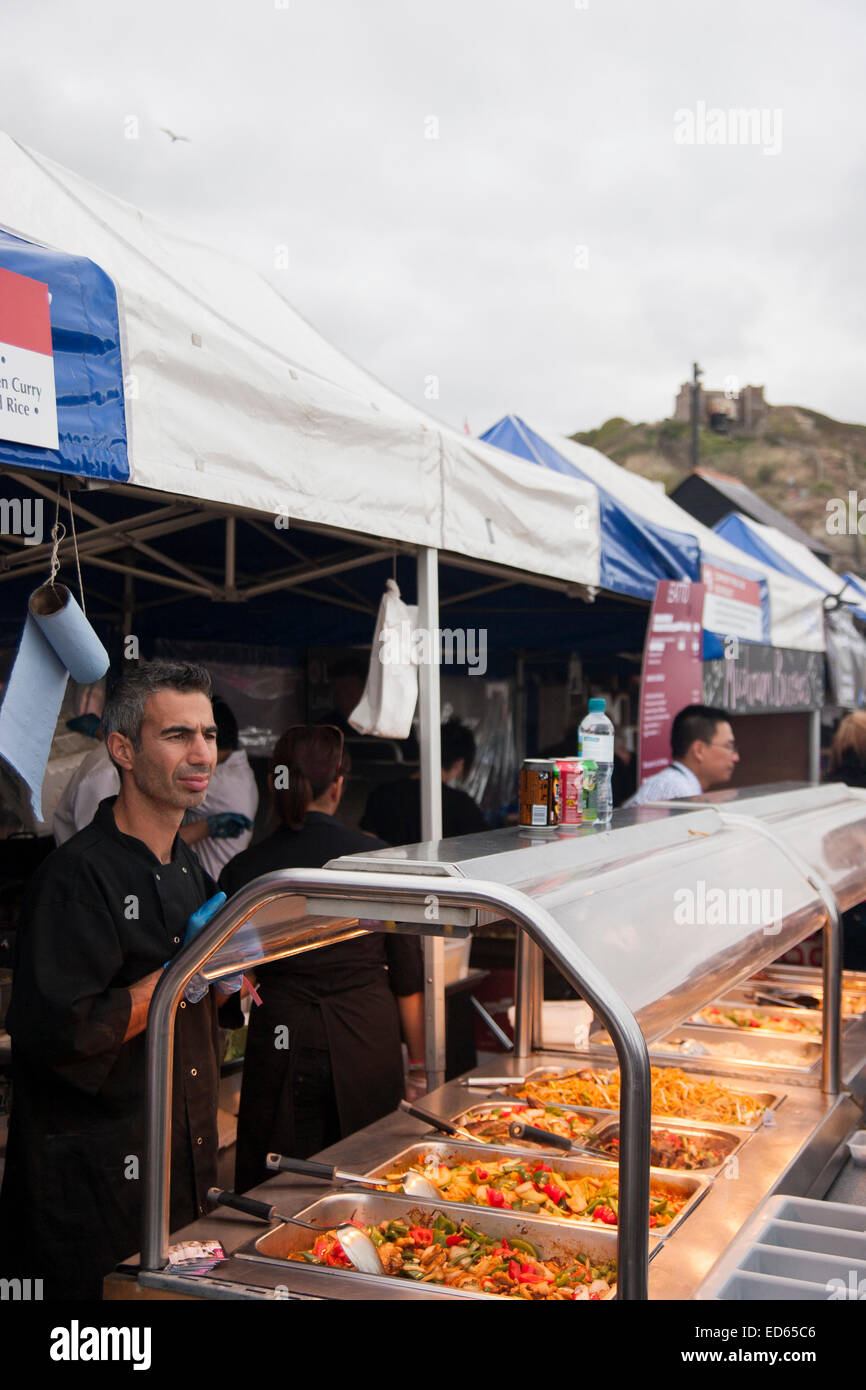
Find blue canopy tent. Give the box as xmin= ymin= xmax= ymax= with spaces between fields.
xmin=715 ymin=514 xmax=866 ymax=624
xmin=480 ymin=414 xmax=700 ymax=602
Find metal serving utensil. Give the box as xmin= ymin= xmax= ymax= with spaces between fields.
xmin=505 ymin=1119 xmax=606 ymax=1160
xmin=265 ymin=1151 xmax=440 ymax=1202
xmin=398 ymin=1098 xmax=488 ymax=1145
xmin=206 ymin=1186 xmax=384 ymax=1275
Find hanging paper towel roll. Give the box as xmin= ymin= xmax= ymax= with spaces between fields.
xmin=28 ymin=584 xmax=110 ymax=684
xmin=0 ymin=583 xmax=110 ymax=822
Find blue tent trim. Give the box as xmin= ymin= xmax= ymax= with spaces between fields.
xmin=0 ymin=229 xmax=129 ymax=482
xmin=716 ymin=515 xmax=866 ymax=624
xmin=480 ymin=415 xmax=701 ymax=603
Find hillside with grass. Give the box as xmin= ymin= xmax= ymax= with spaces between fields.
xmin=571 ymin=405 xmax=866 ymax=574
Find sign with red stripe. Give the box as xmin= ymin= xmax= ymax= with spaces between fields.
xmin=0 ymin=265 xmax=59 ymax=449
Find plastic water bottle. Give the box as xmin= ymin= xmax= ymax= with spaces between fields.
xmin=578 ymin=697 xmax=614 ymax=825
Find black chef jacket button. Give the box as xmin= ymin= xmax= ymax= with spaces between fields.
xmin=174 ymin=936 xmax=181 ymax=944
xmin=180 ymin=1000 xmax=186 ymax=1009
xmin=197 ymin=1136 xmax=203 ymax=1145
xmin=182 ymin=866 xmax=188 ymax=873
xmin=191 ymin=1067 xmax=197 ymax=1076
xmin=155 ymin=873 xmax=161 ymax=881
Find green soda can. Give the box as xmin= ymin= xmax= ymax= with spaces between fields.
xmin=578 ymin=757 xmax=598 ymax=822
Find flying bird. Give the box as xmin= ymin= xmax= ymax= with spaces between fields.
xmin=160 ymin=128 xmax=190 ymax=143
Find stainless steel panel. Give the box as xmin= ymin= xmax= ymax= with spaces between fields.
xmin=362 ymin=1139 xmax=710 ymax=1240
xmin=325 ymin=790 xmax=853 ymax=1043
xmin=650 ymin=782 xmax=866 ymax=913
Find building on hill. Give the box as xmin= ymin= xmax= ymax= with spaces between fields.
xmin=674 ymin=381 xmax=767 ymax=431
xmin=671 ymin=467 xmax=833 ymax=566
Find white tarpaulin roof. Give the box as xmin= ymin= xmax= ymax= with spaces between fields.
xmin=0 ymin=133 xmax=600 ymax=590
xmin=0 ymin=133 xmax=823 ymax=650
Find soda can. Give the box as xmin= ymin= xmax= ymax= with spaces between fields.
xmin=556 ymin=757 xmax=583 ymax=828
xmin=519 ymin=759 xmax=559 ymax=830
xmin=578 ymin=757 xmax=599 ymax=822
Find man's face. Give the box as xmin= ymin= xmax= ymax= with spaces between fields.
xmin=697 ymin=720 xmax=739 ymax=787
xmin=110 ymin=689 xmax=217 ymax=811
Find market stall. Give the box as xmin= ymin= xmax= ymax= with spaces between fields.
xmin=112 ymin=782 xmax=866 ymax=1302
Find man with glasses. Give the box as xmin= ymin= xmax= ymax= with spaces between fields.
xmin=624 ymin=703 xmax=740 ymax=807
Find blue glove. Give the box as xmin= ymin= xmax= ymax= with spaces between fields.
xmin=177 ymin=892 xmax=228 ymax=1003
xmin=207 ymin=812 xmax=253 ymax=840
xmin=214 ymin=972 xmax=243 ymax=996
xmin=183 ymin=892 xmax=227 ymax=945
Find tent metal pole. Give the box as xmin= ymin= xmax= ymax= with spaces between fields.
xmin=0 ymin=500 xmax=194 ymax=570
xmin=242 ymin=548 xmax=393 ymax=599
xmin=417 ymin=546 xmax=445 ymax=1092
xmin=3 ymin=473 xmax=222 ymax=593
xmin=809 ymin=709 xmax=821 ymax=783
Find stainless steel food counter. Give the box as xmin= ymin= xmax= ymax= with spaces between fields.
xmin=126 ymin=784 xmax=866 ymax=1302
xmin=127 ymin=1051 xmax=863 ymax=1302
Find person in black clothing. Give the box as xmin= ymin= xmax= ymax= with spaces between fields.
xmin=824 ymin=711 xmax=866 ymax=970
xmin=220 ymin=724 xmax=425 ymax=1193
xmin=0 ymin=661 xmax=226 ymax=1299
xmin=360 ymin=717 xmax=486 ymax=845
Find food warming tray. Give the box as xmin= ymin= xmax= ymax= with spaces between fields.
xmin=232 ymin=1191 xmax=633 ymax=1299
xmin=688 ymin=1000 xmax=851 ymax=1037
xmin=363 ymin=1140 xmax=711 ymax=1239
xmin=496 ymin=1064 xmax=785 ymax=1131
xmin=589 ymin=1027 xmax=822 ymax=1078
xmin=446 ymin=1101 xmax=752 ymax=1177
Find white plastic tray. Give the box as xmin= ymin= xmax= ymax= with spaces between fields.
xmin=696 ymin=1192 xmax=866 ymax=1300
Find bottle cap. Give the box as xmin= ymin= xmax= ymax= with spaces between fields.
xmin=588 ymin=697 xmax=606 ymax=712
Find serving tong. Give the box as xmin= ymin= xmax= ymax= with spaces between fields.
xmin=266 ymin=1150 xmax=440 ymax=1202
xmin=400 ymin=1097 xmax=606 ymax=1161
xmin=206 ymin=1186 xmax=384 ymax=1274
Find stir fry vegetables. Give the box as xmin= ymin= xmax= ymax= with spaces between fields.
xmin=510 ymin=1067 xmax=768 ymax=1127
xmin=287 ymin=1210 xmax=616 ymax=1299
xmin=381 ymin=1154 xmax=687 ymax=1229
xmin=459 ymin=1104 xmax=597 ymax=1146
xmin=696 ymin=1005 xmax=821 ymax=1035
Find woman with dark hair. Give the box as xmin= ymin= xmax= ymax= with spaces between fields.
xmin=220 ymin=725 xmax=424 ymax=1192
xmin=824 ymin=712 xmax=866 ymax=971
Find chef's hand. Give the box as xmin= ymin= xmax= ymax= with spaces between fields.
xmin=180 ymin=892 xmax=228 ymax=1003
xmin=405 ymin=1065 xmax=428 ymax=1104
xmin=215 ymin=972 xmax=243 ymax=996
xmin=207 ymin=812 xmax=253 ymax=840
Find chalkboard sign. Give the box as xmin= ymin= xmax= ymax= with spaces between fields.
xmin=703 ymin=644 xmax=823 ymax=713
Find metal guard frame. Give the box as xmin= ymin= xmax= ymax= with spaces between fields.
xmin=142 ymin=867 xmax=653 ymax=1300
xmin=142 ymin=840 xmax=844 ymax=1301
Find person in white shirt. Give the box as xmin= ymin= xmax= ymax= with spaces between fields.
xmin=624 ymin=704 xmax=739 ymax=807
xmin=53 ymin=730 xmax=120 ymax=845
xmin=179 ymin=696 xmax=259 ymax=879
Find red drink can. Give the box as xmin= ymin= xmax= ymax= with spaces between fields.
xmin=556 ymin=757 xmax=583 ymax=828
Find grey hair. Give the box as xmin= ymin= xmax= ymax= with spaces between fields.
xmin=102 ymin=660 xmax=213 ymax=765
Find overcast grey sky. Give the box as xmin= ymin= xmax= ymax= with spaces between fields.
xmin=1 ymin=0 xmax=864 ymax=435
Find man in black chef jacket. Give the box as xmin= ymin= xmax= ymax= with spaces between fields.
xmin=0 ymin=660 xmax=226 ymax=1300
